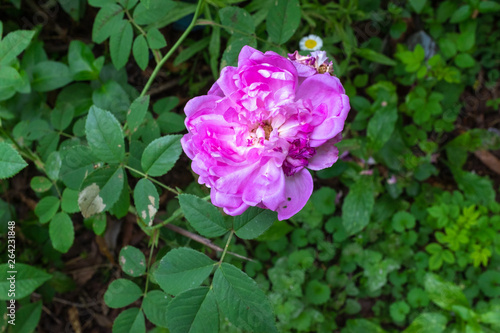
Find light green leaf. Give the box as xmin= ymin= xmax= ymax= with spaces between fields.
xmin=178 ymin=194 xmax=228 ymax=238
xmin=141 ymin=135 xmax=182 ymax=177
xmin=79 ymin=166 xmax=124 ymax=218
xmin=110 ymin=21 xmax=133 ymax=70
xmin=85 ymin=105 xmax=125 ymax=164
xmin=104 ymin=279 xmax=143 ymax=308
xmin=233 ymin=207 xmax=277 ymax=239
xmin=154 ymin=247 xmax=215 ymax=296
xmin=92 ymin=4 xmax=124 ymax=43
xmin=119 ymin=246 xmax=147 ymax=277
xmin=454 ymin=53 xmax=475 ymax=68
xmin=165 ymin=287 xmax=219 ymax=333
xmin=0 ymin=142 xmax=28 ymax=179
xmin=35 ymin=196 xmax=60 ymax=224
xmin=10 ymin=301 xmax=42 ymax=333
xmin=30 ymin=176 xmax=52 ymax=193
xmin=133 ymin=178 xmax=159 ymax=227
xmin=213 ymin=263 xmax=278 ymax=333
xmin=49 ymin=212 xmax=75 ymax=253
xmin=112 ymin=307 xmax=145 ymax=333
xmin=68 ymin=40 xmax=100 ymax=81
xmin=342 ymin=176 xmax=375 ymax=235
xmin=266 ymin=0 xmax=301 ymax=44
xmin=0 ymin=264 xmax=51 ymax=300
xmin=356 ymin=48 xmax=397 ymax=66
xmin=424 ymin=273 xmax=469 ymax=310
xmin=143 ymin=290 xmax=171 ymax=328
xmin=367 ymin=106 xmax=398 ymax=151
xmin=403 ymin=312 xmax=447 ymax=333
xmin=62 ymin=188 xmax=80 ymax=213
xmin=0 ymin=30 xmax=35 ymax=66
xmin=146 ymin=28 xmax=167 ymax=49
xmin=132 ymin=35 xmax=149 ymax=70
xmin=127 ymin=95 xmax=150 ymax=134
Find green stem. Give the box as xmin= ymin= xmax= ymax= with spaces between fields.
xmin=123 ymin=165 xmax=180 ymax=195
xmin=124 ymin=8 xmax=161 ymax=64
xmin=142 ymin=230 xmax=157 ymax=300
xmin=139 ymin=0 xmax=204 ymax=98
xmin=218 ymin=230 xmax=234 ymax=265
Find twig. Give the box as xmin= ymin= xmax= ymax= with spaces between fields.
xmin=163 ymin=223 xmax=254 ymax=262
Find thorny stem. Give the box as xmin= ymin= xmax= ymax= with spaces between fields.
xmin=139 ymin=0 xmax=204 ymax=97
xmin=123 ymin=165 xmax=180 ymax=195
xmin=218 ymin=230 xmax=234 ymax=265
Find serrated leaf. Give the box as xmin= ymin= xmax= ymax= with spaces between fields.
xmin=154 ymin=247 xmax=215 ymax=296
xmin=31 ymin=61 xmax=72 ymax=92
xmin=403 ymin=312 xmax=447 ymax=333
xmin=104 ymin=279 xmax=143 ymax=308
xmin=60 ymin=145 xmax=99 ymax=189
xmin=342 ymin=176 xmax=375 ymax=235
xmin=0 ymin=30 xmax=35 ymax=66
xmin=133 ymin=178 xmax=158 ymax=227
xmin=35 ymin=196 xmax=60 ymax=224
xmin=110 ymin=21 xmax=133 ymax=69
xmin=143 ymin=290 xmax=171 ymax=328
xmin=141 ymin=135 xmax=182 ymax=176
xmin=424 ymin=273 xmax=469 ymax=310
xmin=92 ymin=4 xmax=124 ymax=43
xmin=132 ymin=35 xmax=149 ymax=70
xmin=79 ymin=166 xmax=124 ymax=218
xmin=220 ymin=6 xmax=255 ymax=35
xmin=127 ymin=95 xmax=150 ymax=134
xmin=178 ymin=194 xmax=228 ymax=238
xmin=213 ymin=263 xmax=278 ymax=333
xmin=86 ymin=105 xmax=125 ymax=163
xmin=133 ymin=0 xmax=176 ymax=25
xmin=0 ymin=142 xmax=28 ymax=179
xmin=49 ymin=212 xmax=75 ymax=253
xmin=266 ymin=0 xmax=301 ymax=44
xmin=165 ymin=287 xmax=219 ymax=333
xmin=112 ymin=307 xmax=145 ymax=333
xmin=0 ymin=263 xmax=52 ymax=300
xmin=233 ymin=207 xmax=277 ymax=239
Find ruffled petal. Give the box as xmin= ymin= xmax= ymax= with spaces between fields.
xmin=307 ymin=136 xmax=340 ymax=171
xmin=276 ymin=169 xmax=313 ymax=220
xmin=242 ymin=159 xmax=286 ymax=210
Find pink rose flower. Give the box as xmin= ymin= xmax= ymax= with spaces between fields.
xmin=181 ymin=46 xmax=350 ymax=220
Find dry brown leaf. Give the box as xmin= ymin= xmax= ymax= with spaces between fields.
xmin=474 ymin=150 xmax=500 ymax=175
xmin=68 ymin=306 xmax=82 ymax=333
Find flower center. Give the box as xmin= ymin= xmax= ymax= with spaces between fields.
xmin=304 ymin=39 xmax=317 ymax=49
xmin=263 ymin=123 xmax=273 ymax=140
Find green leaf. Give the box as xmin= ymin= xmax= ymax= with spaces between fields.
xmin=127 ymin=95 xmax=150 ymax=134
xmin=68 ymin=40 xmax=100 ymax=81
xmin=79 ymin=166 xmax=124 ymax=218
xmin=143 ymin=290 xmax=171 ymax=328
xmin=478 ymin=271 xmax=500 ymax=297
xmin=220 ymin=7 xmax=255 ymax=35
xmin=104 ymin=279 xmax=143 ymax=308
xmin=409 ymin=0 xmax=427 ymax=13
xmin=0 ymin=30 xmax=35 ymax=66
xmin=174 ymin=37 xmax=210 ymax=66
xmin=62 ymin=188 xmax=80 ymax=213
xmin=178 ymin=194 xmax=228 ymax=238
xmin=49 ymin=212 xmax=75 ymax=253
xmin=112 ymin=307 xmax=145 ymax=333
xmin=342 ymin=176 xmax=375 ymax=235
xmin=233 ymin=207 xmax=277 ymax=239
xmin=35 ymin=196 xmax=60 ymax=224
xmin=452 ymin=170 xmax=494 ymax=205
xmin=266 ymin=0 xmax=301 ymax=44
xmin=133 ymin=0 xmax=176 ymax=25
xmin=31 ymin=61 xmax=72 ymax=92
xmin=403 ymin=313 xmax=447 ymax=333
xmin=213 ymin=263 xmax=278 ymax=333
xmin=30 ymin=176 xmax=52 ymax=193
xmin=478 ymin=1 xmax=500 ymax=13
xmin=0 ymin=66 xmax=22 ymax=101
xmin=92 ymin=4 xmax=124 ymax=43
xmin=0 ymin=263 xmax=51 ymax=300
xmin=355 ymin=48 xmax=397 ymax=66
xmin=119 ymin=245 xmax=147 ymax=278
xmin=60 ymin=145 xmax=99 ymax=190
xmin=11 ymin=301 xmax=42 ymax=333
xmin=154 ymin=247 xmax=215 ymax=296
xmin=0 ymin=142 xmax=28 ymax=179
xmin=132 ymin=35 xmax=149 ymax=70
xmin=367 ymin=106 xmax=398 ymax=151
xmin=305 ymin=279 xmax=331 ymax=305
xmin=146 ymin=28 xmax=167 ymax=49
xmin=133 ymin=178 xmax=159 ymax=227
xmin=454 ymin=53 xmax=475 ymax=68
xmin=221 ymin=35 xmax=257 ymax=68
xmin=390 ymin=301 xmax=410 ymax=322
xmin=86 ymin=105 xmax=125 ymax=164
xmin=209 ymin=25 xmax=220 ymax=78
xmin=424 ymin=273 xmax=469 ymax=310
xmin=165 ymin=287 xmax=219 ymax=333
xmin=450 ymin=5 xmax=471 ymax=23
xmin=141 ymin=135 xmax=182 ymax=176
xmin=110 ymin=21 xmax=133 ymax=70
xmin=57 ymin=0 xmax=86 ymax=21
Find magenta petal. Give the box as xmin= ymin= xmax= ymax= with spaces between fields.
xmin=184 ymin=95 xmax=220 ymax=118
xmin=211 ymin=189 xmax=249 ymax=216
xmin=238 ymin=45 xmax=262 ymax=65
xmin=308 ymin=137 xmax=340 ymax=171
xmin=276 ymin=169 xmax=313 ymax=220
xmin=242 ymin=160 xmax=286 ymax=210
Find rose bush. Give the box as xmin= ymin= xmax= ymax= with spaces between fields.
xmin=181 ymin=46 xmax=350 ymax=220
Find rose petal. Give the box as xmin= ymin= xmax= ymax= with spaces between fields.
xmin=307 ymin=137 xmax=340 ymax=171
xmin=276 ymin=169 xmax=313 ymax=220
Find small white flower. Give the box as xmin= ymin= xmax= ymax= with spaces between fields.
xmin=299 ymin=34 xmax=323 ymax=51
